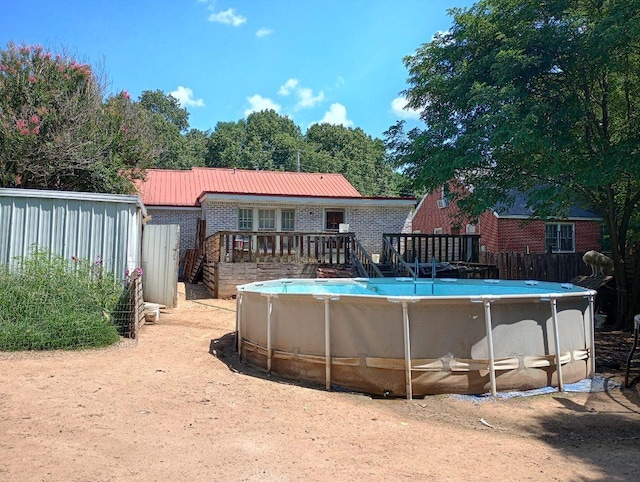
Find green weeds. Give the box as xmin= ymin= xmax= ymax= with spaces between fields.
xmin=0 ymin=248 xmax=125 ymax=351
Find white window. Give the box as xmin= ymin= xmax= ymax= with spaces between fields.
xmin=258 ymin=209 xmax=276 ymax=230
xmin=238 ymin=208 xmax=253 ymax=231
xmin=433 ymin=227 xmax=443 ymax=234
xmin=465 ymin=224 xmax=476 ymax=234
xmin=281 ymin=209 xmax=295 ymax=231
xmin=545 ymin=223 xmax=575 ymax=253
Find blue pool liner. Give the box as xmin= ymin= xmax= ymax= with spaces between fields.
xmin=451 ymin=376 xmax=621 ymax=402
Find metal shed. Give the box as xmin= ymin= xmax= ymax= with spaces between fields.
xmin=0 ymin=188 xmax=147 ymax=278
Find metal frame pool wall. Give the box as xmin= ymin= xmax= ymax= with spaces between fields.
xmin=236 ymin=279 xmax=597 ymax=399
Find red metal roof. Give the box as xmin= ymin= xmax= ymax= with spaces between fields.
xmin=136 ymin=168 xmax=363 ymax=206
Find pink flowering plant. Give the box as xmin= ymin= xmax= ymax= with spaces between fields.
xmin=0 ymin=41 xmax=153 ymax=192
xmin=124 ymin=266 xmax=143 ymax=281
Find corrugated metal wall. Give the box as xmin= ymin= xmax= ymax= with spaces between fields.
xmin=142 ymin=224 xmax=180 ymax=307
xmin=0 ymin=188 xmax=145 ymax=279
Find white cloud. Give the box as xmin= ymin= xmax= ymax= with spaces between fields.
xmin=278 ymin=79 xmax=324 ymax=109
xmin=296 ymin=87 xmax=324 ymax=109
xmin=391 ymin=96 xmax=421 ymax=120
xmin=170 ymin=86 xmax=205 ymax=108
xmin=256 ymin=28 xmax=273 ymax=38
xmin=318 ymin=103 xmax=353 ymax=127
xmin=278 ymin=78 xmax=299 ymax=96
xmin=244 ymin=94 xmax=281 ymax=116
xmin=208 ymin=8 xmax=246 ymax=26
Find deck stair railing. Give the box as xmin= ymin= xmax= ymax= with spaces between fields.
xmin=382 ymin=236 xmax=416 ymax=278
xmin=351 ymin=237 xmax=384 ymax=278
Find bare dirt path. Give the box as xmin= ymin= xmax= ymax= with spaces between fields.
xmin=1 ymin=283 xmax=639 ymax=481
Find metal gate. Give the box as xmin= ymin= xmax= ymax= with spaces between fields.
xmin=142 ymin=224 xmax=180 ymax=307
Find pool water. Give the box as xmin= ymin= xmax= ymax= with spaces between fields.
xmin=248 ymin=277 xmax=587 ymax=297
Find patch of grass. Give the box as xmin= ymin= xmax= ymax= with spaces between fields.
xmin=0 ymin=248 xmax=124 ymax=351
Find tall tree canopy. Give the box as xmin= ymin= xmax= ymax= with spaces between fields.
xmin=305 ymin=124 xmax=401 ymax=196
xmin=139 ymin=90 xmax=189 ymax=132
xmin=387 ymin=0 xmax=640 ymax=325
xmin=207 ymin=110 xmax=304 ymax=171
xmin=206 ymin=110 xmax=401 ymax=196
xmin=0 ymin=42 xmax=156 ymax=193
xmin=137 ymin=90 xmax=207 ymax=169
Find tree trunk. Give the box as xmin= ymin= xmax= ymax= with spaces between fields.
xmin=628 ymin=243 xmax=640 ymax=330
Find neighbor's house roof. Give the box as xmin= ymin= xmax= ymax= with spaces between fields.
xmin=493 ymin=191 xmax=602 ymax=220
xmin=136 ymin=167 xmax=365 ymax=207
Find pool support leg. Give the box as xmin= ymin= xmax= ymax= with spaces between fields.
xmin=550 ymin=297 xmax=564 ymax=392
xmin=588 ymin=294 xmax=596 ymax=380
xmin=402 ymin=301 xmax=412 ymax=400
xmin=236 ymin=293 xmax=243 ymax=355
xmin=483 ymin=298 xmax=497 ymax=397
xmin=266 ymin=295 xmax=275 ymax=373
xmin=314 ymin=295 xmax=340 ymax=391
xmin=324 ymin=298 xmax=331 ymax=390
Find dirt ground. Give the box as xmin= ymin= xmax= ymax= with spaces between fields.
xmin=1 ymin=283 xmax=639 ymax=482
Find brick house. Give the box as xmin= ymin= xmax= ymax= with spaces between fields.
xmin=412 ymin=187 xmax=603 ymax=254
xmin=136 ymin=168 xmax=415 ymax=257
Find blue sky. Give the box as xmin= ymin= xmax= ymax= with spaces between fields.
xmin=1 ymin=0 xmax=475 ymax=139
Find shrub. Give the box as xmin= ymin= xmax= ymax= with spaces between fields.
xmin=0 ymin=248 xmax=124 ymax=350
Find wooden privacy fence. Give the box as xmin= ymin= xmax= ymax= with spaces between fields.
xmin=479 ymin=251 xmax=592 ymax=282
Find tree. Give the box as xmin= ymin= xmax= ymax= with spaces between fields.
xmin=0 ymin=42 xmax=153 ymax=193
xmin=139 ymin=90 xmax=189 ymax=132
xmin=137 ymin=90 xmax=207 ymax=169
xmin=206 ymin=110 xmax=305 ymax=171
xmin=206 ymin=120 xmax=248 ymax=168
xmin=388 ymin=0 xmax=640 ymax=326
xmin=306 ymin=124 xmax=400 ymax=196
xmin=205 ymin=112 xmax=402 ymax=196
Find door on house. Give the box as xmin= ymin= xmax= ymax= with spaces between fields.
xmin=142 ymin=224 xmax=180 ymax=307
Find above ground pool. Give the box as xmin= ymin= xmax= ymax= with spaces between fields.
xmin=236 ymin=278 xmax=597 ymax=398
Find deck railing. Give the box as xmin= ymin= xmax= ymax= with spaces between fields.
xmin=205 ymin=231 xmax=355 ymax=264
xmin=382 ymin=236 xmax=416 ymax=278
xmin=383 ymin=233 xmax=481 ymax=264
xmin=352 ymin=237 xmax=384 ymax=278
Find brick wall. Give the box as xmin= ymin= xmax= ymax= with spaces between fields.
xmin=346 ymin=205 xmax=413 ymax=255
xmin=495 ymin=218 xmax=545 ymax=252
xmin=491 ymin=219 xmax=602 ymax=254
xmin=575 ymin=221 xmax=602 ymax=252
xmin=413 ymin=192 xmax=603 ymax=255
xmin=478 ymin=211 xmax=499 ymax=252
xmin=146 ymin=208 xmax=201 ymax=254
xmin=412 ymin=189 xmax=472 ymax=234
xmin=202 ymin=200 xmax=413 ymax=255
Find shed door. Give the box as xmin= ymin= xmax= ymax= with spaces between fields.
xmin=142 ymin=224 xmax=180 ymax=307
